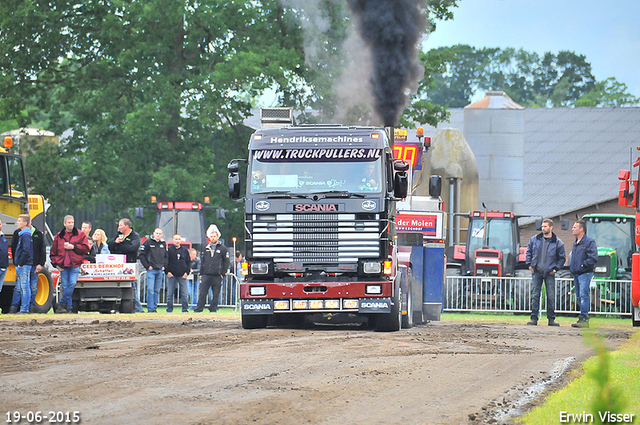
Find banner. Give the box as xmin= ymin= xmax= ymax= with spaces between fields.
xmin=78 ymin=263 xmax=138 ymax=281
xmin=253 ymin=148 xmax=381 ymax=162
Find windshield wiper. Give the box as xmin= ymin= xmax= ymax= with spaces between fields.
xmin=312 ymin=190 xmax=366 ymax=199
xmin=260 ymin=190 xmax=307 ymax=199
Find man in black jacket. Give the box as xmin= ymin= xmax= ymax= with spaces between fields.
xmin=109 ymin=218 xmax=144 ymax=312
xmin=166 ymin=234 xmax=191 ymax=312
xmin=10 ymin=223 xmax=46 ymax=313
xmin=195 ymin=225 xmax=229 ymax=313
xmin=139 ymin=227 xmax=167 ymax=313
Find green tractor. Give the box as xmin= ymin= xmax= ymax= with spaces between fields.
xmin=558 ymin=214 xmax=634 ymax=314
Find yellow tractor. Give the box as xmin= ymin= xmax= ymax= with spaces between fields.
xmin=0 ymin=136 xmax=55 ymax=313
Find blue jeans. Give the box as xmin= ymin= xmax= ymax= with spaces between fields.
xmin=11 ymin=268 xmax=40 ymax=308
xmin=59 ymin=266 xmax=80 ymax=309
xmin=188 ymin=275 xmax=199 ymax=308
xmin=15 ymin=265 xmax=32 ymax=312
xmin=166 ymin=275 xmax=189 ymax=312
xmin=0 ymin=267 xmax=6 ymax=293
xmin=146 ymin=269 xmax=164 ymax=312
xmin=574 ymin=272 xmax=593 ymax=318
xmin=132 ymin=279 xmax=144 ymax=312
xmin=531 ymin=272 xmax=556 ymax=320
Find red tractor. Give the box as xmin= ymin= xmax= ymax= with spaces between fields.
xmin=617 ymin=152 xmax=640 ymax=326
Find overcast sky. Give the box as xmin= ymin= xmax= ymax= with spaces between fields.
xmin=424 ymin=0 xmax=640 ymax=102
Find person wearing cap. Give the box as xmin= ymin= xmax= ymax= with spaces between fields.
xmin=195 ymin=225 xmax=230 ymax=313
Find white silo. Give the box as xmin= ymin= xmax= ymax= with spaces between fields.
xmin=463 ymin=91 xmax=525 ymax=213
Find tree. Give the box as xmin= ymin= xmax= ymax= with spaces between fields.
xmin=575 ymin=77 xmax=639 ymax=107
xmin=416 ymin=45 xmax=636 ymax=108
xmin=0 ymin=0 xmax=306 ymax=239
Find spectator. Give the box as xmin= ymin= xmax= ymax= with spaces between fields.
xmin=139 ymin=227 xmax=167 ymax=313
xmin=234 ymin=251 xmax=244 ymax=280
xmin=526 ymin=219 xmax=565 ymax=326
xmin=21 ymin=222 xmax=46 ymax=312
xmin=188 ymin=248 xmax=200 ymax=308
xmin=166 ymin=234 xmax=190 ymax=313
xmin=195 ymin=225 xmax=229 ymax=313
xmin=11 ymin=215 xmax=33 ymax=314
xmin=0 ymin=219 xmax=8 ymax=303
xmin=108 ymin=218 xmax=144 ymax=312
xmin=86 ymin=229 xmax=110 ymax=263
xmin=82 ymin=221 xmax=93 ymax=261
xmin=570 ymin=220 xmax=598 ymax=328
xmin=50 ymin=215 xmax=90 ymax=314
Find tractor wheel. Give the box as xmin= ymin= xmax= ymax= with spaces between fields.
xmin=31 ymin=268 xmax=54 ymax=313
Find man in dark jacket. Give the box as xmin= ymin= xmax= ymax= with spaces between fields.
xmin=139 ymin=227 xmax=167 ymax=313
xmin=14 ymin=215 xmax=34 ymax=313
xmin=526 ymin=219 xmax=566 ymax=326
xmin=0 ymin=219 xmax=8 ymax=304
xmin=10 ymin=223 xmax=46 ymax=313
xmin=109 ymin=218 xmax=144 ymax=312
xmin=50 ymin=215 xmax=90 ymax=313
xmin=569 ymin=220 xmax=598 ymax=328
xmin=195 ymin=225 xmax=230 ymax=313
xmin=165 ymin=234 xmax=191 ymax=313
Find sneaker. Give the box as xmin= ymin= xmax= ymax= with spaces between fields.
xmin=54 ymin=303 xmax=68 ymax=314
xmin=8 ymin=305 xmax=19 ymax=314
xmin=526 ymin=318 xmax=538 ymax=326
xmin=548 ymin=319 xmax=560 ymax=327
xmin=571 ymin=317 xmax=589 ymax=328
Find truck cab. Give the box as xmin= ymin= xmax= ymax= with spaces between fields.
xmin=228 ymin=110 xmax=408 ymax=330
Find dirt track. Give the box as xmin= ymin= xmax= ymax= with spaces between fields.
xmin=0 ymin=316 xmax=631 ymax=424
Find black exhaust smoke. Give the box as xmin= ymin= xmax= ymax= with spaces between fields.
xmin=347 ymin=0 xmax=427 ymax=127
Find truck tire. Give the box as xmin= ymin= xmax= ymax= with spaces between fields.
xmin=31 ymin=268 xmax=55 ymax=314
xmin=633 ymin=306 xmax=640 ymax=327
xmin=242 ymin=314 xmax=269 ymax=329
xmin=401 ymin=275 xmax=413 ymax=329
xmin=374 ymin=285 xmax=401 ymax=332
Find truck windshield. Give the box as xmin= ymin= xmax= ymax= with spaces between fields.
xmin=0 ymin=154 xmax=28 ymax=199
xmin=468 ymin=218 xmax=514 ymax=255
xmin=157 ymin=210 xmax=204 ymax=247
xmin=249 ymin=153 xmax=383 ymax=195
xmin=586 ymin=219 xmax=634 ymax=269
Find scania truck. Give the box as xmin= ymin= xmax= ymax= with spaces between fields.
xmin=228 ymin=108 xmax=409 ymax=331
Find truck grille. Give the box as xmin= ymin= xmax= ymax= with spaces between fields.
xmin=251 ymin=213 xmax=382 ymax=263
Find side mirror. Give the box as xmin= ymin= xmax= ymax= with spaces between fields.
xmin=428 ymin=175 xmax=441 ymax=197
xmin=394 ymin=172 xmax=408 ymax=199
xmin=228 ymin=161 xmax=241 ymax=199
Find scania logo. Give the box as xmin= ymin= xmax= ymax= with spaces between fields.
xmin=362 ymin=200 xmax=376 ymax=211
xmin=255 ymin=201 xmax=270 ymax=211
xmin=361 ymin=302 xmax=389 ymax=309
xmin=294 ymin=204 xmax=338 ymax=212
xmin=243 ymin=303 xmax=272 ymax=310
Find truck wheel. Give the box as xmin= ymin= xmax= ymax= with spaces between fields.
xmin=633 ymin=306 xmax=640 ymax=327
xmin=120 ymin=299 xmax=134 ymax=314
xmin=242 ymin=314 xmax=268 ymax=329
xmin=374 ymin=285 xmax=401 ymax=332
xmin=31 ymin=268 xmax=54 ymax=313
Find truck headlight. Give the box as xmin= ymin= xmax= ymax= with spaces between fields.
xmin=249 ymin=286 xmax=266 ymax=296
xmin=363 ymin=262 xmax=381 ymax=274
xmin=595 ymin=266 xmax=607 ymax=273
xmin=251 ymin=262 xmax=269 ymax=275
xmin=366 ymin=284 xmax=382 ymax=295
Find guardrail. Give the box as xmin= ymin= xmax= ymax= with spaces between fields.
xmin=444 ymin=276 xmax=633 ymax=316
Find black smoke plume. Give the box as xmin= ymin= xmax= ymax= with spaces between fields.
xmin=347 ymin=0 xmax=427 ymax=126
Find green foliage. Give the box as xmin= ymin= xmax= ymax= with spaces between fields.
xmin=421 ymin=45 xmax=637 ymax=108
xmin=584 ymin=330 xmax=627 ymax=423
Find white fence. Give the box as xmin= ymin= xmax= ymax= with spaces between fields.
xmin=444 ymin=276 xmax=633 ymax=316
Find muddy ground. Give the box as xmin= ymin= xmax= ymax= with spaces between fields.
xmin=0 ymin=316 xmax=631 ymax=425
